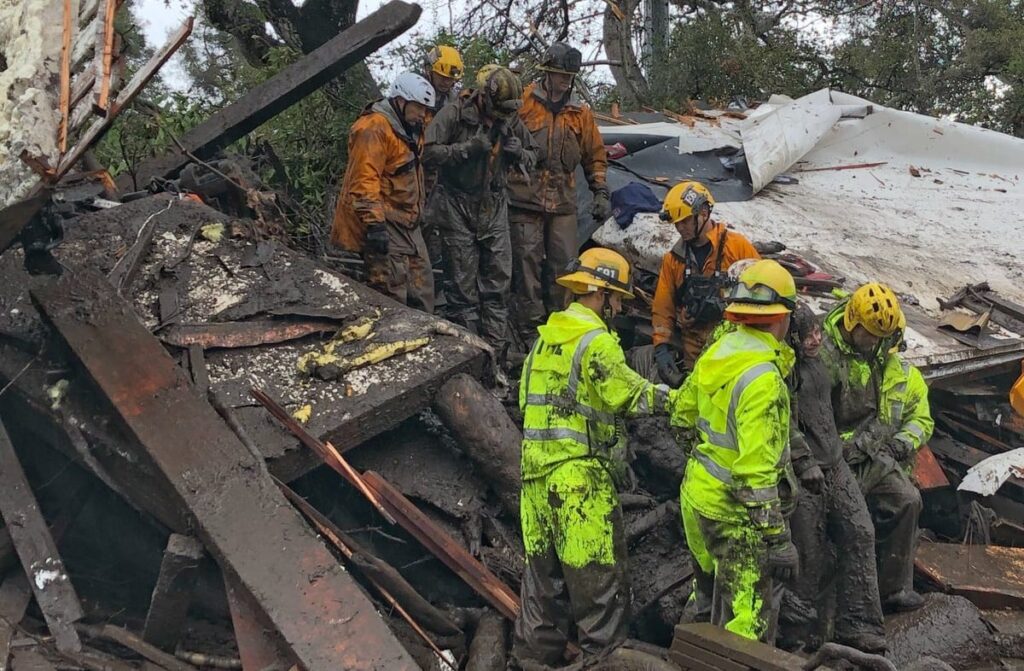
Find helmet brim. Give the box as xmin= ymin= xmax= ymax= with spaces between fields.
xmin=557 ymin=272 xmax=635 ymax=299
xmin=725 ymin=302 xmax=792 ymax=315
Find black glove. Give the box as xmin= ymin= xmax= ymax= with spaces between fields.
xmin=886 ymin=437 xmax=915 ymax=463
xmin=460 ymin=135 xmax=492 ymax=158
xmin=503 ymin=136 xmax=524 ymax=159
xmin=766 ymin=536 xmax=800 ymax=583
xmin=364 ymin=223 xmax=389 ymax=255
xmin=591 ymin=191 xmax=611 ymax=222
xmin=654 ymin=343 xmax=684 ymax=387
xmin=798 ymin=464 xmax=825 ymax=495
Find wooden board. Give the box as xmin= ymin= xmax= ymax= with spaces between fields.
xmin=0 ymin=420 xmax=83 ymax=653
xmin=31 ymin=269 xmax=418 ymax=671
xmin=125 ymin=0 xmax=421 ymax=188
xmin=915 ymin=542 xmax=1024 ymax=610
xmin=913 ymin=445 xmax=950 ymax=490
xmin=672 ymin=624 xmax=805 ymax=671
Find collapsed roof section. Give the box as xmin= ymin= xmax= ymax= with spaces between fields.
xmin=593 ymin=88 xmax=1024 ymax=380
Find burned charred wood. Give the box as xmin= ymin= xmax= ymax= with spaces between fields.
xmin=161 ymin=320 xmax=341 ymax=350
xmin=465 ymin=611 xmax=506 ymax=671
xmin=915 ymin=542 xmax=1024 ymax=610
xmin=0 ymin=419 xmax=83 ymax=654
xmin=32 ymin=269 xmax=419 ymax=671
xmin=126 ymin=1 xmax=422 ymax=189
xmin=222 ymin=573 xmax=295 ymax=671
xmin=0 ymin=574 xmax=33 ymax=671
xmin=433 ymin=374 xmax=521 ymax=518
xmin=142 ymin=534 xmax=204 ymax=652
xmin=10 ymin=649 xmax=56 ymax=671
xmin=107 ymin=209 xmax=159 ymax=295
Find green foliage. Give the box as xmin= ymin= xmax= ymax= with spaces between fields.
xmin=391 ymin=31 xmax=513 ymax=88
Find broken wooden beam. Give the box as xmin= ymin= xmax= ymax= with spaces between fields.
xmin=223 ymin=573 xmax=295 ymax=671
xmin=31 ymin=269 xmax=419 ymax=671
xmin=0 ymin=574 xmax=33 ymax=671
xmin=0 ymin=418 xmax=83 ymax=654
xmin=914 ymin=542 xmax=1024 ymax=610
xmin=142 ymin=534 xmax=204 ymax=652
xmin=913 ymin=445 xmax=950 ymax=490
xmin=126 ymin=0 xmax=421 ymax=189
xmin=77 ymin=624 xmax=195 ymax=671
xmin=670 ymin=623 xmax=806 ymax=671
xmin=361 ymin=471 xmax=521 ymax=620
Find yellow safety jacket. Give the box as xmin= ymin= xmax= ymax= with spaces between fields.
xmin=520 ymin=303 xmax=677 ymax=481
xmin=675 ymin=325 xmax=796 ymax=536
xmin=878 ymin=353 xmax=934 ymax=458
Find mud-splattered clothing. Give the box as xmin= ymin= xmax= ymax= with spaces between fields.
xmin=673 ymin=325 xmax=796 ymax=642
xmin=820 ymin=303 xmax=933 ymax=599
xmin=422 ymin=90 xmax=538 ymax=347
xmin=514 ymin=302 xmax=677 ymax=663
xmin=651 ymin=224 xmax=760 ymax=369
xmin=363 ymin=220 xmax=434 ymax=312
xmin=784 ymin=355 xmax=884 ymax=648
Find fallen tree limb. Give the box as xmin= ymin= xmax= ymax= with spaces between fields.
xmin=75 ymin=624 xmax=195 ymax=671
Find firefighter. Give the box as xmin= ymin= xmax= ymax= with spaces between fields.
xmin=652 ymin=181 xmax=760 ymax=386
xmin=421 ymin=45 xmax=464 ymax=278
xmin=675 ymin=259 xmax=800 ymax=643
xmin=783 ymin=303 xmax=887 ymax=654
xmin=820 ymin=283 xmax=933 ymax=613
xmin=423 ymin=45 xmax=464 ymax=123
xmin=507 ymin=42 xmax=609 ymax=344
xmin=423 ymin=65 xmax=538 ymax=350
xmin=330 ymin=72 xmax=436 ymax=311
xmin=513 ymin=247 xmax=680 ymax=665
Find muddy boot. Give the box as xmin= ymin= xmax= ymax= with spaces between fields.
xmin=883 ymin=588 xmax=925 ymax=613
xmin=834 ymin=631 xmax=888 ymax=655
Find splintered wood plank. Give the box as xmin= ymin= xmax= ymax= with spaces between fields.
xmin=915 ymin=542 xmax=1024 ymax=610
xmin=0 ymin=420 xmax=83 ymax=653
xmin=31 ymin=269 xmax=418 ymax=671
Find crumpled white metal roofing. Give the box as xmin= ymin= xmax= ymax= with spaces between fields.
xmin=594 ymin=88 xmax=1024 ymax=378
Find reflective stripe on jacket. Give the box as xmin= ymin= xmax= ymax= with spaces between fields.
xmin=879 ymin=355 xmax=934 ymax=452
xmin=675 ymin=326 xmax=796 ymax=535
xmin=507 ymin=83 xmax=607 ymax=214
xmin=330 ymin=100 xmax=424 ymax=251
xmin=520 ymin=303 xmax=676 ymax=480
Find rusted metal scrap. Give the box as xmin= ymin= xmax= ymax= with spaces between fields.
xmin=160 ymin=319 xmax=342 ymax=350
xmin=31 ymin=268 xmax=419 ymax=671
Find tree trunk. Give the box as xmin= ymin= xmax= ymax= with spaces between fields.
xmin=603 ymin=0 xmax=650 ymax=109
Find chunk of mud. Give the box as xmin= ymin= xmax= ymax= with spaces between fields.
xmin=628 ymin=416 xmax=687 ymax=500
xmin=885 ymin=593 xmax=996 ymax=668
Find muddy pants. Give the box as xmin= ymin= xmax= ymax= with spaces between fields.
xmin=513 ymin=459 xmax=629 ymax=665
xmin=784 ymin=459 xmax=884 ymax=646
xmin=851 ymin=456 xmax=922 ymax=599
xmin=681 ymin=503 xmax=782 ymax=643
xmin=509 ymin=208 xmax=577 ymax=340
xmin=363 ymin=221 xmax=434 ymax=313
xmin=431 ymin=186 xmax=512 ymax=349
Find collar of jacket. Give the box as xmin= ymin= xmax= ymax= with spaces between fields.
xmin=671 ymin=222 xmax=727 ymax=263
xmin=368 ymin=99 xmax=418 ymax=143
xmin=565 ymin=302 xmax=609 ymax=330
xmin=529 ymin=82 xmax=583 ymax=111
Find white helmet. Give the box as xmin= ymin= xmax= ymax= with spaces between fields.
xmin=389 ymin=72 xmax=435 ymax=107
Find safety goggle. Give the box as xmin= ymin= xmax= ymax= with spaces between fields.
xmin=729 ymin=281 xmax=796 ymax=310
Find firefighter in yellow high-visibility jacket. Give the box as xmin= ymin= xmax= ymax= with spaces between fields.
xmin=674 ymin=259 xmax=800 ymax=643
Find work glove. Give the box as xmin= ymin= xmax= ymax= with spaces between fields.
xmin=766 ymin=535 xmax=800 ymax=583
xmin=459 ymin=135 xmax=492 ymax=158
xmin=797 ymin=464 xmax=825 ymax=496
xmin=886 ymin=437 xmax=915 ymax=464
xmin=591 ymin=191 xmax=612 ymax=223
xmin=364 ymin=223 xmax=389 ymax=256
xmin=654 ymin=343 xmax=684 ymax=388
xmin=502 ymin=136 xmax=524 ymax=159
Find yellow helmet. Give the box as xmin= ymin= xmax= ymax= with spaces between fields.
xmin=844 ymin=282 xmax=904 ymax=338
xmin=557 ymin=247 xmax=634 ymax=298
xmin=725 ymin=260 xmax=796 ymax=316
xmin=475 ymin=63 xmax=500 ymax=88
xmin=660 ymin=181 xmax=715 ymax=225
xmin=427 ymin=45 xmax=464 ymax=79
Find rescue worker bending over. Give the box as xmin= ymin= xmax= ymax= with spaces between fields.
xmin=782 ymin=304 xmax=887 ymax=654
xmin=675 ymin=260 xmax=800 ymax=643
xmin=652 ymin=181 xmax=760 ymax=385
xmin=421 ymin=45 xmax=465 ymax=275
xmin=513 ymin=248 xmax=679 ymax=665
xmin=423 ymin=66 xmax=538 ymax=350
xmin=820 ymin=283 xmax=933 ymax=613
xmin=330 ymin=72 xmax=436 ymax=312
xmin=508 ymin=42 xmax=610 ymax=344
